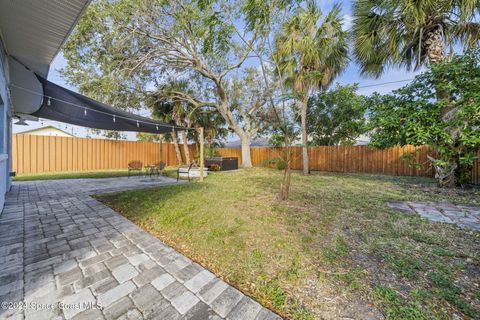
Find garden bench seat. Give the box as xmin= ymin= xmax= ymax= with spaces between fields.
xmin=177 ymin=163 xmax=195 ymax=182
xmin=177 ymin=162 xmax=208 ymax=181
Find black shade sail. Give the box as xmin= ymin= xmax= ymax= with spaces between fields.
xmin=32 ymin=75 xmax=184 ymax=134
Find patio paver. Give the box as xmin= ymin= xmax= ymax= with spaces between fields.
xmin=388 ymin=200 xmax=480 ymax=231
xmin=0 ymin=176 xmax=281 ymax=319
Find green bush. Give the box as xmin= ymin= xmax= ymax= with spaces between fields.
xmin=262 ymin=157 xmax=286 ymax=170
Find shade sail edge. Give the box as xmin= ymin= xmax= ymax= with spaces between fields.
xmin=32 ymin=75 xmax=185 ymax=134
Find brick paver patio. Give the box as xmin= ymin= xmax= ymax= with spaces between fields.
xmin=388 ymin=201 xmax=480 ymax=231
xmin=0 ymin=176 xmax=281 ymax=320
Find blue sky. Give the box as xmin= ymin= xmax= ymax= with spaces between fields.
xmin=15 ymin=0 xmax=422 ymax=140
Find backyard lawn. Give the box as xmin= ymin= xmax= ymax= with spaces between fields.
xmin=98 ymin=168 xmax=480 ymax=319
xmin=13 ymin=167 xmax=185 ymax=181
xmin=12 ymin=169 xmax=146 ymax=181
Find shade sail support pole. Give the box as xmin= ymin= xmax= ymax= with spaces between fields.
xmin=199 ymin=127 xmax=204 ymax=182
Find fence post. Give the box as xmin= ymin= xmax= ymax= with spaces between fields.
xmin=199 ymin=127 xmax=204 ymax=182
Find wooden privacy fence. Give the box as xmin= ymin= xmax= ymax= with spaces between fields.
xmin=12 ymin=134 xmax=194 ymax=174
xmin=215 ymin=146 xmax=434 ymax=177
xmin=12 ymin=134 xmax=480 ymax=184
xmin=214 ymin=146 xmax=480 ymax=184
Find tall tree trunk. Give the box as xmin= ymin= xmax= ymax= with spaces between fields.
xmin=181 ymin=130 xmax=191 ymax=164
xmin=158 ymin=134 xmax=163 ymax=163
xmin=300 ymin=95 xmax=309 ymax=174
xmin=215 ymin=83 xmax=253 ymax=167
xmin=240 ymin=135 xmax=252 ymax=168
xmin=425 ymin=30 xmax=463 ymax=187
xmin=279 ymin=134 xmax=292 ymax=200
xmin=171 ymin=131 xmax=183 ymax=165
xmin=425 ymin=28 xmax=444 ymax=65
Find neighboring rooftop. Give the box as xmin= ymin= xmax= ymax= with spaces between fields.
xmin=17 ymin=125 xmax=74 ymax=137
xmin=224 ymin=135 xmax=371 ymax=148
xmin=223 ymin=138 xmax=272 ymax=148
xmin=354 ymin=134 xmax=371 ymax=146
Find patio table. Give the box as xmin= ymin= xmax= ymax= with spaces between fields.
xmin=144 ymin=164 xmax=156 ymax=177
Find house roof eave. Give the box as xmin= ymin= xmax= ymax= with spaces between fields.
xmin=0 ymin=0 xmax=92 ymax=77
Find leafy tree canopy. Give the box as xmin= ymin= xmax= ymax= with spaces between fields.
xmin=367 ymin=49 xmax=480 ymax=186
xmin=136 ymin=132 xmax=162 ymax=142
xmin=307 ymin=84 xmax=366 ymax=146
xmin=61 ymin=0 xmax=293 ymax=166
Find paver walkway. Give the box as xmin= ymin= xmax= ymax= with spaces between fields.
xmin=0 ymin=176 xmax=281 ymax=320
xmin=388 ymin=201 xmax=480 ymax=231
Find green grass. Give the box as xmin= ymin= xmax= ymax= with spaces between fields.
xmin=13 ymin=168 xmax=183 ymax=181
xmin=373 ymin=287 xmax=427 ymax=319
xmin=97 ymin=168 xmax=480 ymax=319
xmin=13 ymin=169 xmax=140 ymax=181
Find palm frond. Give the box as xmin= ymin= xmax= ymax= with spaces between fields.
xmin=352 ymin=0 xmax=480 ymax=76
xmin=274 ymin=1 xmax=348 ymax=91
xmin=454 ymin=22 xmax=480 ymax=48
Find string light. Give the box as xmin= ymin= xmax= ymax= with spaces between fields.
xmin=9 ymin=83 xmax=185 ymax=131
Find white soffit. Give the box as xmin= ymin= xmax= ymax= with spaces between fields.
xmin=8 ymin=57 xmax=43 ymax=115
xmin=0 ymin=0 xmax=91 ymax=77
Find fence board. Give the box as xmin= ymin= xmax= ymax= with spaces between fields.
xmin=12 ymin=135 xmax=173 ymax=174
xmin=217 ymin=145 xmax=439 ymax=178
xmin=11 ymin=134 xmax=479 ymax=184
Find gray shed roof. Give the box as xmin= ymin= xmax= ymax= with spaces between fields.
xmin=0 ymin=0 xmax=91 ymax=77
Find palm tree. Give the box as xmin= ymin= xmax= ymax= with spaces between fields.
xmin=163 ymin=80 xmax=195 ymax=164
xmin=148 ymin=80 xmax=200 ymax=165
xmin=352 ymin=0 xmax=480 ymax=187
xmin=275 ymin=2 xmax=349 ymax=174
xmin=172 ymin=101 xmax=192 ymax=164
xmin=188 ymin=110 xmax=228 ymax=158
xmin=352 ymin=0 xmax=480 ymax=74
xmin=194 ymin=111 xmax=228 ymax=148
xmin=147 ymin=98 xmax=184 ymax=165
